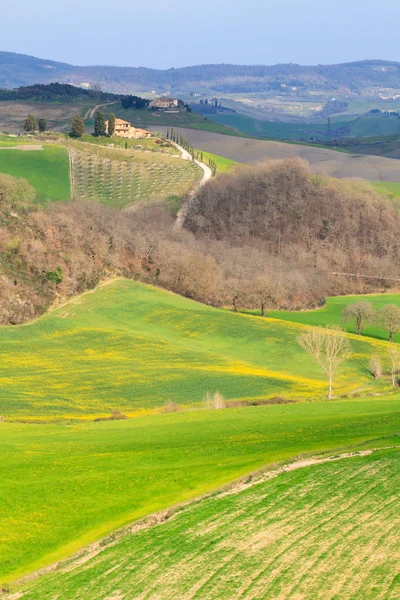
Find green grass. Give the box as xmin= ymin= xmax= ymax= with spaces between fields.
xmin=1 ymin=400 xmax=400 ymax=584
xmin=197 ymin=149 xmax=240 ymax=172
xmin=0 ymin=145 xmax=70 ymax=202
xmin=208 ymin=113 xmax=351 ymax=141
xmin=372 ymin=181 xmax=400 ymax=197
xmin=0 ymin=281 xmax=398 ymax=419
xmin=13 ymin=446 xmax=400 ymax=599
xmin=263 ymin=293 xmax=400 ymax=343
xmin=349 ymin=114 xmax=400 ymax=138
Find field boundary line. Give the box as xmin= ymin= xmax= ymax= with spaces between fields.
xmin=4 ymin=444 xmax=397 ymax=594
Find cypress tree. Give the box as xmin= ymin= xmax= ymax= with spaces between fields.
xmin=38 ymin=118 xmax=47 ymax=133
xmin=108 ymin=112 xmax=116 ymax=137
xmin=70 ymin=115 xmax=85 ymax=138
xmin=23 ymin=114 xmax=36 ymax=133
xmin=94 ymin=111 xmax=106 ymax=137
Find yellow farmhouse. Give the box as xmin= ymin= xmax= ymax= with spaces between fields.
xmin=105 ymin=118 xmax=152 ymax=139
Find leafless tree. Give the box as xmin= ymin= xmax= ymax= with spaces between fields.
xmin=297 ymin=327 xmax=352 ymax=399
xmin=379 ymin=305 xmax=400 ymax=342
xmin=252 ymin=276 xmax=281 ymax=317
xmin=369 ymin=355 xmax=383 ymax=379
xmin=388 ymin=345 xmax=400 ymax=387
xmin=342 ymin=301 xmax=375 ymax=335
xmin=224 ymin=281 xmax=243 ymax=312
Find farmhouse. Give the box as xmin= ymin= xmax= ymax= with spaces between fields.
xmin=149 ymin=97 xmax=179 ymax=109
xmin=105 ymin=118 xmax=152 ymax=139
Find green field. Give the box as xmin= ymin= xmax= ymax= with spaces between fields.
xmin=1 ymin=399 xmax=400 ymax=585
xmin=197 ymin=149 xmax=240 ymax=172
xmin=372 ymin=181 xmax=400 ymax=197
xmin=12 ymin=446 xmax=400 ymax=599
xmin=0 ymin=145 xmax=70 ymax=202
xmin=70 ymin=142 xmax=202 ymax=207
xmin=349 ymin=113 xmax=400 ymax=138
xmin=1 ymin=281 xmax=398 ymax=419
xmin=264 ymin=293 xmax=400 ymax=342
xmin=208 ymin=113 xmax=355 ymax=141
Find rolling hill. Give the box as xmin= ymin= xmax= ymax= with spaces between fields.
xmin=1 ymin=396 xmax=400 ymax=586
xmin=9 ymin=446 xmax=400 ymax=599
xmin=0 ymin=280 xmax=398 ymax=419
xmin=2 ymin=52 xmax=400 ymax=96
xmin=164 ymin=127 xmax=400 ymax=181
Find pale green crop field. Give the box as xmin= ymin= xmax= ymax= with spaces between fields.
xmin=0 ymin=281 xmax=397 ymax=419
xmin=12 ymin=447 xmax=400 ymax=600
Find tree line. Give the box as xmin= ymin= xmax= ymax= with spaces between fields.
xmin=23 ymin=114 xmax=47 ymax=133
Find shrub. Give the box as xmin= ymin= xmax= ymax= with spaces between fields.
xmin=163 ymin=400 xmax=179 ymax=413
xmin=204 ymin=391 xmax=225 ymax=409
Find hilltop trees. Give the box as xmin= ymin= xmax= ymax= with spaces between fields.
xmin=94 ymin=111 xmax=106 ymax=137
xmin=23 ymin=114 xmax=36 ymax=133
xmin=70 ymin=115 xmax=85 ymax=138
xmin=342 ymin=301 xmax=375 ymax=335
xmin=108 ymin=112 xmax=116 ymax=137
xmin=38 ymin=118 xmax=47 ymax=133
xmin=297 ymin=327 xmax=352 ymax=399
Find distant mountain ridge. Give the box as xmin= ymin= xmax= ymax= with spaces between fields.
xmin=1 ymin=51 xmax=400 ymax=95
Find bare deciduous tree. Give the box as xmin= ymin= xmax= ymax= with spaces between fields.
xmin=388 ymin=345 xmax=400 ymax=387
xmin=379 ymin=305 xmax=400 ymax=342
xmin=342 ymin=301 xmax=375 ymax=335
xmin=225 ymin=281 xmax=242 ymax=312
xmin=253 ymin=276 xmax=281 ymax=317
xmin=369 ymin=355 xmax=383 ymax=379
xmin=297 ymin=327 xmax=352 ymax=399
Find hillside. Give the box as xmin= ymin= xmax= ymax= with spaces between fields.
xmin=2 ymin=52 xmax=400 ymax=96
xmin=9 ymin=447 xmax=400 ymax=599
xmin=168 ymin=127 xmax=400 ymax=181
xmin=0 ymin=279 xmax=399 ymax=419
xmin=1 ymin=395 xmax=399 ymax=585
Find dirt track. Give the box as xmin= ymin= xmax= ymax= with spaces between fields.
xmin=159 ymin=127 xmax=400 ymax=182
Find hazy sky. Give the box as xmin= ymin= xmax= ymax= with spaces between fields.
xmin=3 ymin=0 xmax=400 ymax=68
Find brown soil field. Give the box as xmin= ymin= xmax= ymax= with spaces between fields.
xmin=160 ymin=127 xmax=400 ymax=182
xmin=0 ymin=102 xmax=91 ymax=132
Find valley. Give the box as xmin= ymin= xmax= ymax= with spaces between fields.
xmin=1 ymin=48 xmax=400 ymax=600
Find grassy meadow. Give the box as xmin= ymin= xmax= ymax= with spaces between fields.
xmin=197 ymin=149 xmax=239 ymax=172
xmin=1 ymin=401 xmax=400 ymax=584
xmin=0 ymin=144 xmax=70 ymax=201
xmin=12 ymin=446 xmax=400 ymax=599
xmin=209 ymin=113 xmax=337 ymax=140
xmin=0 ymin=280 xmax=398 ymax=419
xmin=264 ymin=293 xmax=400 ymax=342
xmin=372 ymin=181 xmax=400 ymax=197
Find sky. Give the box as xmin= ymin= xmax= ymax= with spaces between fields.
xmin=3 ymin=0 xmax=400 ymax=69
